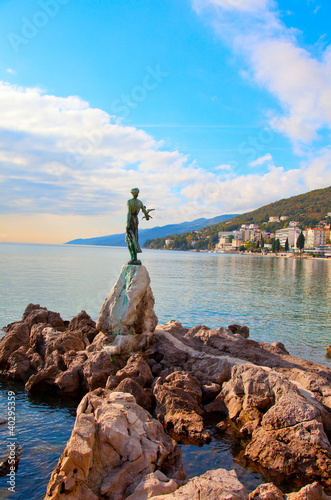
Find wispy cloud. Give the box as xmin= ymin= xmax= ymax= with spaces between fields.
xmin=249 ymin=153 xmax=272 ymax=167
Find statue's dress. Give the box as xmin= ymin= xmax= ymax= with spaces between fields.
xmin=125 ymin=199 xmax=142 ymax=256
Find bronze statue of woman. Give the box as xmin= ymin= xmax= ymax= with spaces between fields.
xmin=125 ymin=188 xmax=154 ymax=265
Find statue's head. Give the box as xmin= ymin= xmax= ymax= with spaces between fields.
xmin=131 ymin=188 xmax=139 ymax=198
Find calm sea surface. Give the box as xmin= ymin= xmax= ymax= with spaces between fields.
xmin=0 ymin=243 xmax=330 ymax=499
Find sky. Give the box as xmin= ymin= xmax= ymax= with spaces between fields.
xmin=0 ymin=0 xmax=330 ymax=244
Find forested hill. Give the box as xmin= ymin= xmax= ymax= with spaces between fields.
xmin=220 ymin=185 xmax=331 ymax=230
xmin=144 ymin=186 xmax=331 ymax=250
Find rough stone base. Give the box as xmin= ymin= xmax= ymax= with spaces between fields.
xmin=96 ymin=264 xmax=158 ymax=336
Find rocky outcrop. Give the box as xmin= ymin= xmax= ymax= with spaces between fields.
xmin=2 ymin=306 xmax=331 ymax=498
xmin=44 ymin=390 xmax=186 ymax=500
xmin=96 ymin=264 xmax=158 ymax=336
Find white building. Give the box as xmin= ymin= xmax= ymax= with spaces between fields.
xmin=275 ymin=227 xmax=301 ymax=248
xmin=304 ymin=229 xmax=327 ymax=248
xmin=218 ymin=231 xmax=234 ymax=238
xmin=165 ymin=239 xmax=174 ymax=246
xmin=269 ymin=216 xmax=280 ymax=222
xmin=280 ymin=216 xmax=289 ymax=221
xmin=289 ymin=221 xmax=300 ymax=227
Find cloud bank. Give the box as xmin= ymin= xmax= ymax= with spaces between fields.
xmin=0 ymin=78 xmax=330 ymax=242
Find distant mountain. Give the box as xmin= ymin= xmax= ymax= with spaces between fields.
xmin=66 ymin=214 xmax=239 ymax=247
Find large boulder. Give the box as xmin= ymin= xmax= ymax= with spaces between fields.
xmin=96 ymin=264 xmax=158 ymax=336
xmin=220 ymin=364 xmax=331 ymax=489
xmin=44 ymin=390 xmax=186 ymax=500
xmin=149 ymin=468 xmax=247 ymax=500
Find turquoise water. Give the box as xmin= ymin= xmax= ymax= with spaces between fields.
xmin=0 ymin=243 xmax=330 ymax=499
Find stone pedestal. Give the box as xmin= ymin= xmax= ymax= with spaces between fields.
xmin=96 ymin=264 xmax=158 ymax=336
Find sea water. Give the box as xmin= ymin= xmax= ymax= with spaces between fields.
xmin=0 ymin=243 xmax=330 ymax=499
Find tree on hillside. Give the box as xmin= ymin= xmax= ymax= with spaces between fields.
xmin=260 ymin=235 xmax=265 ymax=248
xmin=297 ymin=231 xmax=305 ymax=253
xmin=285 ymin=238 xmax=289 ymax=252
xmin=275 ymin=238 xmax=280 ymax=253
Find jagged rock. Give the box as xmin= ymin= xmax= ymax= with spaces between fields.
xmin=68 ymin=311 xmax=99 ymax=342
xmin=115 ymin=354 xmax=154 ymax=387
xmin=96 ymin=264 xmax=158 ymax=336
xmin=6 ymin=346 xmax=32 ymax=381
xmin=0 ymin=322 xmax=30 ymax=370
xmin=150 ymin=468 xmax=247 ymax=500
xmin=153 ymin=371 xmax=211 ymax=444
xmin=114 ymin=378 xmax=152 ymax=411
xmin=249 ymin=481 xmax=329 ymax=499
xmin=44 ymin=390 xmax=186 ymax=500
xmin=228 ymin=324 xmax=250 ymax=338
xmin=25 ymin=364 xmax=60 ymax=393
xmin=82 ymin=350 xmax=117 ymax=391
xmin=286 ymin=481 xmax=329 ymax=499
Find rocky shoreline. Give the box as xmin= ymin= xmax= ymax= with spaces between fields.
xmin=1 ymin=301 xmax=331 ymax=499
xmin=1 ymin=261 xmax=331 ymax=499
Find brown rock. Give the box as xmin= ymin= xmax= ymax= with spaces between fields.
xmin=245 ymin=419 xmax=331 ymax=489
xmin=44 ymin=390 xmax=186 ymax=500
xmin=249 ymin=482 xmax=284 ymax=499
xmin=114 ymin=378 xmax=152 ymax=411
xmin=115 ymin=354 xmax=153 ymax=388
xmin=82 ymin=350 xmax=117 ymax=391
xmin=286 ymin=481 xmax=329 ymax=499
xmin=228 ymin=324 xmax=250 ymax=339
xmin=7 ymin=347 xmax=32 ymax=381
xmin=68 ymin=311 xmax=98 ymax=343
xmin=150 ymin=468 xmax=247 ymax=500
xmin=153 ymin=371 xmax=211 ymax=444
xmin=25 ymin=364 xmax=60 ymax=393
xmin=0 ymin=322 xmax=30 ymax=371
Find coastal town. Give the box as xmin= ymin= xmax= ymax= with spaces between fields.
xmin=156 ymin=212 xmax=331 ymax=257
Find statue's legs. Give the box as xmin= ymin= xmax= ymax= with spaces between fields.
xmin=125 ymin=231 xmax=141 ymax=265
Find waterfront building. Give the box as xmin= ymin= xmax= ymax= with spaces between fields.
xmin=275 ymin=227 xmax=301 ymax=248
xmin=304 ymin=228 xmax=327 ymax=248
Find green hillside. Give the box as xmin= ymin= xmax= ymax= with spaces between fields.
xmin=144 ymin=186 xmax=331 ymax=251
xmin=220 ymin=185 xmax=331 ymax=230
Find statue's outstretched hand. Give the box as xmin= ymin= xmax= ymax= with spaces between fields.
xmin=143 ymin=208 xmax=155 ymax=220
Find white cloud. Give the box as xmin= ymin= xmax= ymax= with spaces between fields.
xmin=192 ymin=0 xmax=331 ymax=148
xmin=249 ymin=153 xmax=272 ymax=167
xmin=0 ymin=81 xmax=330 ymax=243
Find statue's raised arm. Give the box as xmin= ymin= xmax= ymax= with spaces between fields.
xmin=125 ymin=188 xmax=154 ymax=265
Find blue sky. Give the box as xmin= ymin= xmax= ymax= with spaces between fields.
xmin=0 ymin=0 xmax=330 ymax=243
